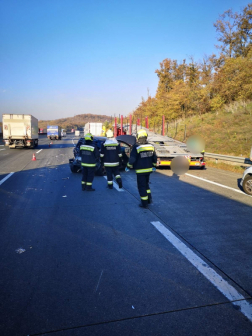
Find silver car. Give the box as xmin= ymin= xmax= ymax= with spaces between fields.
xmin=241 ymin=166 xmax=252 ymax=195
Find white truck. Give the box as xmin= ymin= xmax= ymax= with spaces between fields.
xmin=2 ymin=114 xmax=39 ymax=148
xmin=84 ymin=122 xmax=103 ymax=136
xmin=75 ymin=130 xmax=80 ymax=137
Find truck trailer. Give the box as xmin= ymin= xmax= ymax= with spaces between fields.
xmin=2 ymin=114 xmax=39 ymax=148
xmin=84 ymin=123 xmax=103 ymax=136
xmin=47 ymin=125 xmax=62 ymax=140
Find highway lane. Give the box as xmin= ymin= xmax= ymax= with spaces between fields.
xmin=0 ymin=136 xmax=252 ymax=335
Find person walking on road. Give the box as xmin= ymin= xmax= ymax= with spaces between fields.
xmin=80 ymin=133 xmax=99 ymax=191
xmin=126 ymin=129 xmax=157 ymax=208
xmin=100 ymin=130 xmax=123 ymax=189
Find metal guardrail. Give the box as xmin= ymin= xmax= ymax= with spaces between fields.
xmin=205 ymin=152 xmax=252 ymax=165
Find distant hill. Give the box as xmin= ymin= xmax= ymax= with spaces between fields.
xmin=38 ymin=113 xmax=111 ymax=131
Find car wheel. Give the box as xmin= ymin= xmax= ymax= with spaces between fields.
xmin=243 ymin=175 xmax=252 ymax=195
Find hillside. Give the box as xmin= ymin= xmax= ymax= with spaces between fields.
xmin=38 ymin=113 xmax=110 ymax=131
xmin=162 ymin=101 xmax=252 ymax=157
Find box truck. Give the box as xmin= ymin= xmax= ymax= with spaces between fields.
xmin=84 ymin=123 xmax=103 ymax=136
xmin=75 ymin=130 xmax=80 ymax=136
xmin=47 ymin=125 xmax=62 ymax=140
xmin=2 ymin=114 xmax=39 ymax=148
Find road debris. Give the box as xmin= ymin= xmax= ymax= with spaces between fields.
xmin=15 ymin=248 xmax=26 ymax=254
xmin=62 ymin=177 xmax=69 ymax=180
xmin=132 ymin=306 xmax=135 ymax=309
xmin=62 ymin=195 xmax=67 ymax=197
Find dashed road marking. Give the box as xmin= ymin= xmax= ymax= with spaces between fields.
xmin=36 ymin=149 xmax=43 ymax=154
xmin=0 ymin=172 xmax=14 ymax=186
xmin=103 ymin=176 xmax=124 ymax=192
xmin=185 ymin=173 xmax=250 ymax=196
xmin=151 ymin=221 xmax=252 ymax=322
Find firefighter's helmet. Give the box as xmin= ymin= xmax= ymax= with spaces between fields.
xmin=85 ymin=133 xmax=93 ymax=141
xmin=136 ymin=129 xmax=148 ymax=140
xmin=106 ymin=130 xmax=113 ymax=138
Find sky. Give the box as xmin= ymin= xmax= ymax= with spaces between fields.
xmin=0 ymin=0 xmax=249 ymax=121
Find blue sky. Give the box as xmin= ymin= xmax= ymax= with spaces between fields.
xmin=0 ymin=0 xmax=249 ymax=121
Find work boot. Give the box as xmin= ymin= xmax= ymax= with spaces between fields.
xmin=118 ymin=181 xmax=123 ymax=189
xmin=82 ymin=184 xmax=86 ymax=191
xmin=148 ymin=196 xmax=152 ymax=204
xmin=108 ymin=185 xmax=113 ymax=189
xmin=139 ymin=203 xmax=148 ymax=209
xmin=86 ymin=186 xmax=95 ymax=191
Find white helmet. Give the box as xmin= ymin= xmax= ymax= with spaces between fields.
xmin=106 ymin=130 xmax=113 ymax=138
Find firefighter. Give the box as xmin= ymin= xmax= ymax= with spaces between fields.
xmin=126 ymin=129 xmax=157 ymax=208
xmin=100 ymin=129 xmax=123 ymax=189
xmin=80 ymin=133 xmax=99 ymax=191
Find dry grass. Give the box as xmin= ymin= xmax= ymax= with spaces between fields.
xmin=166 ymin=100 xmax=252 ymax=157
xmin=205 ymin=159 xmax=246 ymax=174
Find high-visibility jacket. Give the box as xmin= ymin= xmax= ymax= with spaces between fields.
xmin=128 ymin=141 xmax=157 ymax=174
xmin=80 ymin=140 xmax=99 ymax=167
xmin=100 ymin=139 xmax=122 ymax=167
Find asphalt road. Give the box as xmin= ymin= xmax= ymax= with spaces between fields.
xmin=0 ymin=134 xmax=252 ymax=336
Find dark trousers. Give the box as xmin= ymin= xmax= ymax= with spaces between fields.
xmin=82 ymin=167 xmax=95 ymax=186
xmin=106 ymin=166 xmax=122 ymax=187
xmin=137 ymin=173 xmax=152 ymax=206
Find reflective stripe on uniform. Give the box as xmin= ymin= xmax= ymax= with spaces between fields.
xmin=136 ymin=145 xmax=154 ymax=153
xmin=153 ymin=163 xmax=157 ymax=166
xmin=81 ymin=163 xmax=96 ymax=167
xmin=86 ymin=182 xmax=92 ymax=186
xmin=80 ymin=145 xmax=94 ymax=151
xmin=141 ymin=196 xmax=148 ymax=200
xmin=146 ymin=189 xmax=151 ymax=193
xmin=100 ymin=154 xmax=104 ymax=157
xmin=104 ymin=143 xmax=119 ymax=147
xmin=118 ymin=154 xmax=122 ymax=157
xmin=82 ymin=181 xmax=86 ymax=184
xmin=104 ymin=162 xmax=119 ymax=167
xmin=115 ymin=175 xmax=121 ymax=179
xmin=136 ymin=168 xmax=153 ymax=173
xmin=127 ymin=163 xmax=133 ymax=168
xmin=107 ymin=181 xmax=113 ymax=185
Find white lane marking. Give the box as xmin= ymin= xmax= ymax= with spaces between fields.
xmin=36 ymin=149 xmax=43 ymax=154
xmin=0 ymin=145 xmax=4 ymax=146
xmin=185 ymin=173 xmax=250 ymax=196
xmin=151 ymin=221 xmax=252 ymax=322
xmin=94 ymin=270 xmax=104 ymax=293
xmin=0 ymin=172 xmax=14 ymax=186
xmin=0 ymin=149 xmax=5 ymax=151
xmin=103 ymin=176 xmax=124 ymax=192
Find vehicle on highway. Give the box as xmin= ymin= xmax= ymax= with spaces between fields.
xmin=148 ymin=135 xmax=205 ymax=169
xmin=75 ymin=130 xmax=80 ymax=137
xmin=61 ymin=129 xmax=66 ymax=137
xmin=47 ymin=125 xmax=62 ymax=140
xmin=84 ymin=122 xmax=103 ymax=136
xmin=241 ymin=166 xmax=252 ymax=195
xmin=2 ymin=114 xmax=39 ymax=148
xmin=69 ymin=135 xmax=134 ymax=175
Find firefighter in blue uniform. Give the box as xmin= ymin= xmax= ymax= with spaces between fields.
xmin=100 ymin=130 xmax=123 ymax=189
xmin=126 ymin=129 xmax=157 ymax=208
xmin=80 ymin=133 xmax=99 ymax=191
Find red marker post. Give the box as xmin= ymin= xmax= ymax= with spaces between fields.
xmin=145 ymin=117 xmax=149 ymax=129
xmin=121 ymin=115 xmax=123 ymax=136
xmin=114 ymin=117 xmax=117 ymax=138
